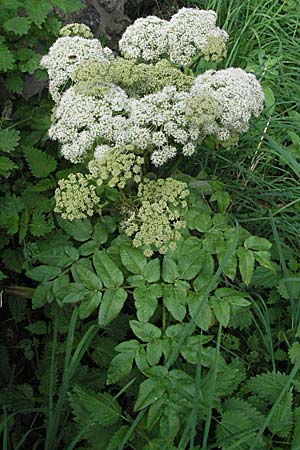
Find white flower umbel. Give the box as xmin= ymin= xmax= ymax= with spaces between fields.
xmin=119 ymin=16 xmax=169 ymax=62
xmin=129 ymin=86 xmax=197 ymax=166
xmin=49 ymin=85 xmax=130 ymax=162
xmin=168 ymin=8 xmax=228 ymax=66
xmin=41 ymin=36 xmax=113 ymax=102
xmin=187 ymin=68 xmax=264 ymax=145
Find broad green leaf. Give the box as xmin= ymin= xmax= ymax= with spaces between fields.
xmin=193 ymin=212 xmax=212 ymax=232
xmin=63 ymin=291 xmax=86 ymax=303
xmin=92 ymin=222 xmax=108 ymax=244
xmin=79 ymin=291 xmax=102 ymax=320
xmin=32 ymin=282 xmax=53 ymax=308
xmin=78 ymin=240 xmax=98 ymax=256
xmin=130 ymin=320 xmax=161 ymax=342
xmin=135 ymin=345 xmax=149 ymax=372
xmin=0 ymin=129 xmax=20 ymax=152
xmin=147 ymin=339 xmax=162 ymax=366
xmin=115 ymin=340 xmax=140 ymax=353
xmin=24 ymin=147 xmax=57 ymax=178
xmin=93 ymin=250 xmax=124 ymax=288
xmin=0 ymin=42 xmax=15 ymax=71
xmin=178 ymin=237 xmax=204 ymax=280
xmin=71 ymin=263 xmax=102 ymax=291
xmin=52 ymin=274 xmax=69 ymax=299
xmin=163 ymin=285 xmax=186 ymax=322
xmin=215 ymin=288 xmax=250 ymax=307
xmin=134 ymin=378 xmax=166 ymax=411
xmin=134 ymin=285 xmax=160 ymax=322
xmin=68 ymin=385 xmax=121 ymax=427
xmin=210 ymin=296 xmax=230 ymax=327
xmin=0 ymin=156 xmax=17 ymax=177
xmin=254 ymin=250 xmax=276 ymax=272
xmin=24 ymin=0 xmax=52 ymax=27
xmin=121 ymin=247 xmax=147 ymax=274
xmin=143 ymin=258 xmax=160 ymax=283
xmin=162 ymin=257 xmax=178 ymax=283
xmin=187 ymin=292 xmax=212 ymax=330
xmin=26 ymin=265 xmax=61 ymax=282
xmin=4 ymin=17 xmax=31 ymax=35
xmin=147 ymin=396 xmax=165 ymax=429
xmin=107 ymin=353 xmax=135 ymax=384
xmin=98 ymin=288 xmax=127 ymax=326
xmin=36 ymin=245 xmax=79 ymax=267
xmin=238 ymin=247 xmax=255 ymax=285
xmin=57 ymin=217 xmax=92 ymax=241
xmin=210 ymin=191 xmax=231 ymax=212
xmin=244 ymin=236 xmax=272 ymax=251
xmin=268 ymin=390 xmax=293 ymax=438
xmin=160 ymin=405 xmax=180 ymax=440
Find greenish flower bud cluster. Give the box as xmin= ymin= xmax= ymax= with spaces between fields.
xmin=123 ymin=178 xmax=189 ymax=256
xmin=201 ymin=34 xmax=227 ymax=62
xmin=88 ymin=145 xmax=144 ymax=189
xmin=72 ymin=58 xmax=194 ymax=97
xmin=59 ymin=23 xmax=94 ymax=39
xmin=54 ymin=173 xmax=100 ymax=220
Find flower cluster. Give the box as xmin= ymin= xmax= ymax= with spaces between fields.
xmin=119 ymin=8 xmax=228 ymax=66
xmin=123 ymin=178 xmax=189 ymax=256
xmin=54 ymin=173 xmax=99 ymax=220
xmin=40 ymin=34 xmax=113 ymax=102
xmin=187 ymin=68 xmax=265 ymax=145
xmin=88 ymin=145 xmax=144 ymax=189
xmin=42 ymin=12 xmax=265 ymax=255
xmin=72 ymin=58 xmax=194 ymax=97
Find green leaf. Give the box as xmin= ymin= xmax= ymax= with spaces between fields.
xmin=130 ymin=320 xmax=161 ymax=342
xmin=24 ymin=147 xmax=57 ymax=178
xmin=246 ymin=371 xmax=289 ymax=402
xmin=162 ymin=257 xmax=178 ymax=283
xmin=263 ymin=84 xmax=275 ymax=116
xmin=210 ymin=191 xmax=231 ymax=212
xmin=92 ymin=222 xmax=108 ymax=244
xmin=32 ymin=282 xmax=53 ymax=308
xmin=193 ymin=212 xmax=212 ymax=232
xmin=178 ymin=237 xmax=204 ymax=280
xmin=134 ymin=285 xmax=160 ymax=322
xmin=289 ymin=342 xmax=300 ymax=364
xmin=93 ymin=250 xmax=124 ymax=288
xmin=160 ymin=405 xmax=180 ymax=440
xmin=26 ymin=265 xmax=61 ymax=281
xmin=143 ymin=258 xmax=160 ymax=283
xmin=147 ymin=339 xmax=163 ymax=366
xmin=0 ymin=156 xmax=17 ymax=177
xmin=25 ymin=320 xmax=47 ymax=334
xmin=238 ymin=247 xmax=255 ymax=285
xmin=121 ymin=247 xmax=147 ymax=275
xmin=268 ymin=389 xmax=293 ymax=438
xmin=52 ymin=0 xmax=83 ymax=13
xmin=0 ymin=129 xmax=20 ymax=152
xmin=187 ymin=292 xmax=212 ymax=330
xmin=0 ymin=42 xmax=15 ymax=71
xmin=4 ymin=17 xmax=31 ymax=35
xmin=134 ymin=378 xmax=166 ymax=411
xmin=57 ymin=217 xmax=92 ymax=241
xmin=244 ymin=236 xmax=272 ymax=251
xmin=210 ymin=296 xmax=230 ymax=327
xmin=79 ymin=291 xmax=102 ymax=320
xmin=24 ymin=0 xmax=52 ymax=27
xmin=69 ymin=385 xmax=122 ymax=428
xmin=78 ymin=240 xmax=98 ymax=256
xmin=107 ymin=352 xmax=135 ymax=384
xmin=98 ymin=288 xmax=127 ymax=326
xmin=35 ymin=245 xmax=79 ymax=267
xmin=254 ymin=250 xmax=275 ymax=272
xmin=163 ymin=285 xmax=186 ymax=322
xmin=71 ymin=263 xmax=102 ymax=291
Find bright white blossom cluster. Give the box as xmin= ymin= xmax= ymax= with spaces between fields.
xmin=187 ymin=68 xmax=265 ymax=145
xmin=40 ymin=36 xmax=113 ymax=102
xmin=120 ymin=8 xmax=228 ymax=66
xmin=43 ymin=11 xmax=264 ymax=254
